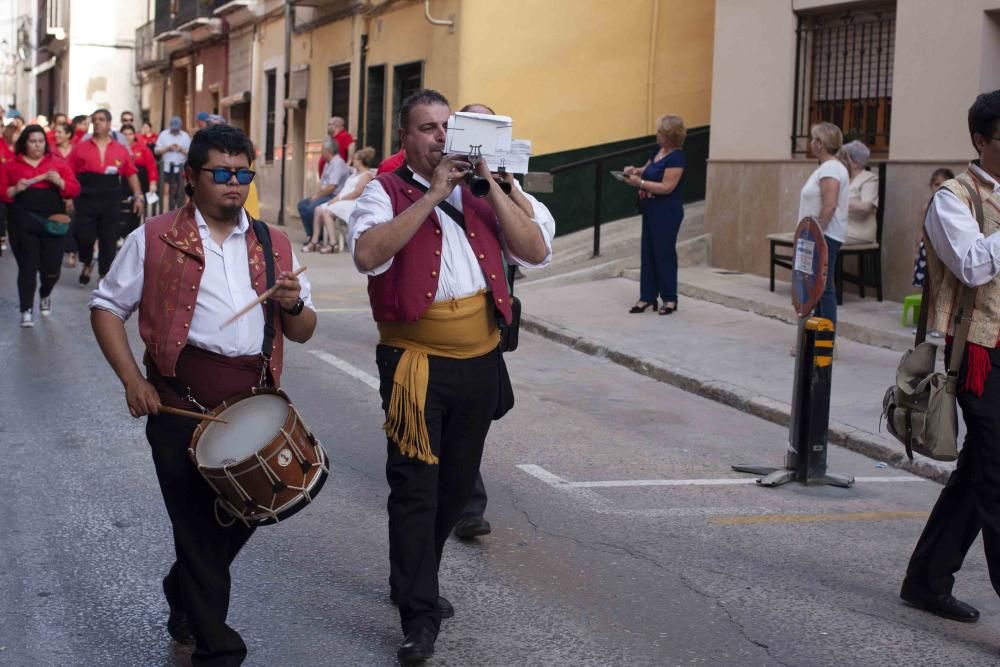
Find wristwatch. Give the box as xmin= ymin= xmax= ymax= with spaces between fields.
xmin=281 ymin=297 xmax=305 ymax=317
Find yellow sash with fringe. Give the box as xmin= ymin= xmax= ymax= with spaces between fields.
xmin=378 ymin=291 xmax=500 ymax=464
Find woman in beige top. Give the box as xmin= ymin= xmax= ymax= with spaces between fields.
xmin=843 ymin=140 xmax=879 ymax=244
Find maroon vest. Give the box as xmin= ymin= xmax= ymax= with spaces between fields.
xmin=367 ymin=171 xmax=512 ymax=323
xmin=138 ymin=203 xmax=294 ymax=384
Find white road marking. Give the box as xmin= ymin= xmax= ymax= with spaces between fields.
xmin=517 ymin=464 xmax=929 ymax=489
xmin=310 ymin=350 xmax=380 ymax=390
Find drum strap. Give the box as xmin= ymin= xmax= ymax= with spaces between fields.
xmin=250 ymin=217 xmax=277 ymax=367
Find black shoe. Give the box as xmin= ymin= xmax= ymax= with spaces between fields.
xmin=629 ymin=300 xmax=656 ymax=314
xmin=79 ymin=264 xmax=92 ymax=286
xmin=900 ymin=582 xmax=980 ymax=623
xmin=389 ymin=592 xmax=455 ymax=620
xmin=163 ymin=577 xmax=195 ymax=645
xmin=396 ymin=627 xmax=435 ymax=665
xmin=454 ymin=514 xmax=492 ymax=539
xmin=659 ymin=302 xmax=677 ymax=315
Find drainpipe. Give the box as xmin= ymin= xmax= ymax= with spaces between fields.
xmin=277 ymin=1 xmax=291 ymax=226
xmin=423 ymin=0 xmax=454 ymax=32
xmin=646 ymin=0 xmax=659 ymax=132
xmin=356 ymin=33 xmax=367 ymax=148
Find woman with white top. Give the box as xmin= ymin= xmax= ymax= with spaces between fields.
xmin=843 ymin=140 xmax=879 ymax=244
xmin=798 ymin=122 xmax=850 ymax=332
xmin=305 ymin=146 xmax=376 ymax=254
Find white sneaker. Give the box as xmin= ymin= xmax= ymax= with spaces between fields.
xmin=40 ymin=297 xmax=52 ymax=316
xmin=19 ymin=311 xmax=34 ymax=328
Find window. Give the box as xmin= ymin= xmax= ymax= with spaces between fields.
xmin=391 ymin=61 xmax=423 ymax=153
xmin=265 ymin=69 xmax=276 ymax=163
xmin=792 ymin=7 xmax=895 ymax=155
xmin=330 ymin=63 xmax=351 ymax=124
xmin=365 ymin=64 xmax=386 ymax=162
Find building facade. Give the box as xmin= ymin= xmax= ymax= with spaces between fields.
xmin=706 ymin=0 xmax=1000 ymax=301
xmin=139 ymin=0 xmax=716 ymax=227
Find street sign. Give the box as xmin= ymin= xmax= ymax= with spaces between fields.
xmin=790 ymin=217 xmax=828 ymax=318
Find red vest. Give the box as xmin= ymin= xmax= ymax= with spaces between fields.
xmin=138 ymin=203 xmax=294 ymax=384
xmin=367 ymin=171 xmax=512 ymax=323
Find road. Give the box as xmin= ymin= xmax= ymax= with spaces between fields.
xmin=0 ymin=249 xmax=997 ymax=666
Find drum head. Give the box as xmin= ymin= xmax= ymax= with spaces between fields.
xmin=196 ymin=393 xmax=290 ymax=467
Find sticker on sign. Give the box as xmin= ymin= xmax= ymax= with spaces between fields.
xmin=794 ymin=239 xmax=815 ymax=276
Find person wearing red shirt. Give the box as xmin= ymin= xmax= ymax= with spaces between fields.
xmin=67 ymin=109 xmax=143 ymax=283
xmin=46 ymin=112 xmax=68 ymax=148
xmin=0 ymin=124 xmax=80 ymax=326
xmin=317 ymin=116 xmax=355 ymax=179
xmin=139 ymin=121 xmax=159 ymax=156
xmin=71 ymin=115 xmax=89 ymax=145
xmin=119 ymin=123 xmax=158 ymax=236
xmin=0 ymin=132 xmax=14 ymax=251
xmin=377 ymin=148 xmax=406 ymax=175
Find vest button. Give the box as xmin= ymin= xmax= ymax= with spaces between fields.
xmin=431 ymin=271 xmax=438 ymax=277
xmin=497 ymin=298 xmax=503 ymax=304
xmin=434 ymin=229 xmax=441 ymax=235
xmin=469 ymin=232 xmax=476 ymax=238
xmin=197 ymin=265 xmax=203 ymax=272
xmin=489 ymin=274 xmax=496 ymax=280
xmin=478 ymin=254 xmax=485 ymax=260
xmin=186 ymin=305 xmax=192 ymax=311
xmin=434 ymin=250 xmax=441 ymax=256
xmin=425 ymin=292 xmax=433 ymax=299
xmin=176 ymin=341 xmax=182 ymax=346
xmin=190 ymin=285 xmax=196 ymax=291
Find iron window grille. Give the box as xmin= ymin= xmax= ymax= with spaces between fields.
xmin=265 ymin=69 xmax=277 ymax=163
xmin=792 ymin=6 xmax=896 ymax=156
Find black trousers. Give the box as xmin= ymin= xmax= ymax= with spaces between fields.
xmin=904 ymin=345 xmax=1000 ymax=599
xmin=148 ymin=413 xmax=255 ymax=667
xmin=74 ymin=194 xmax=121 ymax=276
xmin=377 ymin=344 xmax=499 ymax=637
xmin=461 ymin=473 xmax=488 ymax=517
xmin=8 ymin=215 xmax=63 ymax=312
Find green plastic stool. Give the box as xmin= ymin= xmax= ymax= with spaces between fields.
xmin=901 ymin=293 xmax=922 ymax=327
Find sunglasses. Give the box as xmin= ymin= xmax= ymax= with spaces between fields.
xmin=199 ymin=167 xmax=256 ymax=185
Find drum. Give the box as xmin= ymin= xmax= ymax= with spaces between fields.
xmin=189 ymin=388 xmax=329 ymax=526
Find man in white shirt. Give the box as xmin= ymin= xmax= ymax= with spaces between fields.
xmin=901 ymin=89 xmax=1000 ymax=627
xmin=350 ymin=89 xmax=551 ymax=665
xmin=297 ymin=141 xmax=348 ymax=243
xmin=90 ymin=124 xmax=315 ymax=665
xmin=156 ymin=116 xmax=192 ymax=212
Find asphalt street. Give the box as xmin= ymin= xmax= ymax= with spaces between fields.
xmin=1 ymin=247 xmax=998 ymax=666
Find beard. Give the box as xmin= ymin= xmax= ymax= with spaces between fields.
xmin=217 ymin=201 xmax=244 ymax=220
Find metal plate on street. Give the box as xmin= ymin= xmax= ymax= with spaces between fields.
xmin=791 ymin=216 xmax=828 ymax=318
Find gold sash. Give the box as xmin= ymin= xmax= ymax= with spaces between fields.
xmin=378 ymin=291 xmax=500 ymax=464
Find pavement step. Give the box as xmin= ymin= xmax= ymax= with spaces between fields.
xmin=518 ymin=276 xmax=953 ymax=484
xmin=617 ymin=265 xmax=917 ymax=352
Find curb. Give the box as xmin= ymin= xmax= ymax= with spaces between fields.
xmin=521 ymin=314 xmax=951 ymax=484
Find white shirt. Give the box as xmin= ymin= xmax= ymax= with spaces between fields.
xmin=924 ymin=163 xmax=1000 ymax=287
xmin=89 ymin=208 xmax=314 ymax=357
xmin=155 ymin=129 xmax=192 ymax=169
xmin=348 ymin=168 xmax=554 ymax=302
xmin=798 ymin=159 xmax=850 ymax=243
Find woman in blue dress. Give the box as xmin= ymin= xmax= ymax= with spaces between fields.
xmin=624 ymin=114 xmax=687 ymax=315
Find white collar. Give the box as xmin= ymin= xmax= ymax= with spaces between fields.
xmin=194 ymin=207 xmax=250 ymax=239
xmin=969 ymin=162 xmax=1000 ymax=193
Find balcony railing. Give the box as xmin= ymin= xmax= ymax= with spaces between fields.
xmin=154 ymin=0 xmax=229 ymax=39
xmin=136 ymin=20 xmax=168 ymax=71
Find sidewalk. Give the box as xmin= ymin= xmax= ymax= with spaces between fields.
xmin=517 ymin=274 xmax=954 ymax=483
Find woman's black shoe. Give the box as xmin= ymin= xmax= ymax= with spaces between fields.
xmin=629 ymin=300 xmax=656 ymax=314
xmin=659 ymin=302 xmax=677 ymax=315
xmin=79 ymin=264 xmax=92 ymax=286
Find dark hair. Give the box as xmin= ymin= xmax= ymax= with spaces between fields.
xmin=55 ymin=122 xmax=74 ymax=139
xmin=184 ymin=124 xmax=256 ymax=196
xmin=120 ymin=110 xmax=134 ymax=121
xmin=92 ymin=108 xmax=112 ymax=122
xmin=968 ymin=90 xmax=1000 ymax=152
xmin=399 ymin=89 xmax=450 ymax=131
xmin=15 ymin=124 xmax=50 ymax=156
xmin=929 ymin=168 xmax=955 ymax=185
xmin=52 ymin=112 xmax=67 ymax=122
xmin=459 ymin=103 xmax=495 ymax=115
xmin=120 ymin=123 xmax=136 ymax=134
xmin=71 ymin=114 xmax=88 ymax=126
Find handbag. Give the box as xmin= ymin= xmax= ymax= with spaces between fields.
xmin=882 ymin=179 xmax=983 ymax=461
xmin=25 ymin=211 xmax=71 ymax=237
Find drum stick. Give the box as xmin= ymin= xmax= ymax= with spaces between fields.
xmin=158 ymin=405 xmax=229 ymax=424
xmin=219 ymin=265 xmax=307 ymax=329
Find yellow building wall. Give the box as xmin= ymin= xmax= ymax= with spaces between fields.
xmin=252 ymin=16 xmax=288 ymax=223
xmin=457 ymin=0 xmax=714 ymax=155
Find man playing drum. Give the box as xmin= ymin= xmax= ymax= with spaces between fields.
xmin=90 ymin=124 xmax=316 ymax=666
xmin=349 ymin=89 xmax=551 ymax=664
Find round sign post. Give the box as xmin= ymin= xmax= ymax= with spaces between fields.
xmin=733 ymin=218 xmax=854 ymax=488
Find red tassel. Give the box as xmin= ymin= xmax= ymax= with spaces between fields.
xmin=963 ymin=344 xmax=991 ymax=397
